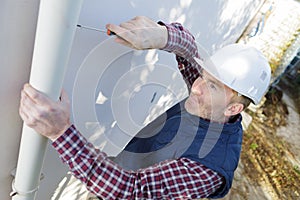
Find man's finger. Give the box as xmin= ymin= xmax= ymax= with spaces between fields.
xmin=19 ymin=104 xmax=29 ymax=122
xmin=20 ymin=89 xmax=42 ymax=115
xmin=106 ymin=23 xmax=136 ymax=45
xmin=20 ymin=91 xmax=39 ymax=126
xmin=106 ymin=23 xmax=127 ymax=35
xmin=114 ymin=37 xmax=135 ymax=49
xmin=23 ymin=84 xmax=51 ymax=105
xmin=59 ymin=89 xmax=70 ymax=104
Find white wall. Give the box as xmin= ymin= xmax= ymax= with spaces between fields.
xmin=0 ymin=0 xmax=40 ymax=199
xmin=0 ymin=0 xmax=263 ymax=199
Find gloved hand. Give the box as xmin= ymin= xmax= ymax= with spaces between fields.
xmin=106 ymin=16 xmax=168 ymax=50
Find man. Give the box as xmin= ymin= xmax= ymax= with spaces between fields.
xmin=19 ymin=16 xmax=271 ymax=199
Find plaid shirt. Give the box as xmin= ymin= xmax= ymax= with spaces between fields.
xmin=52 ymin=22 xmax=224 ymax=199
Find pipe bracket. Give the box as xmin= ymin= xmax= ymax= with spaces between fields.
xmin=10 ymin=179 xmax=40 ymax=197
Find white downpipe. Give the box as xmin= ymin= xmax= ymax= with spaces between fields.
xmin=12 ymin=0 xmax=83 ymax=199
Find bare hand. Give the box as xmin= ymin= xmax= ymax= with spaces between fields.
xmin=19 ymin=84 xmax=72 ymax=141
xmin=106 ymin=16 xmax=168 ymax=50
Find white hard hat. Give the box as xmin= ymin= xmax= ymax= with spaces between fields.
xmin=194 ymin=43 xmax=271 ymax=104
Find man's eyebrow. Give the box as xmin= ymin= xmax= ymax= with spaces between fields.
xmin=203 ymin=72 xmax=223 ymax=89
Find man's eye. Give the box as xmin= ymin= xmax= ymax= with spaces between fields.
xmin=209 ymin=82 xmax=217 ymax=90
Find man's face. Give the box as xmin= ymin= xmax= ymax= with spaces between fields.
xmin=184 ymin=69 xmax=236 ymax=122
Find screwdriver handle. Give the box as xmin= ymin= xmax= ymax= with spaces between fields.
xmin=106 ymin=29 xmax=116 ymax=36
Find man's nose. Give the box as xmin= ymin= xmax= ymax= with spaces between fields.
xmin=191 ymin=78 xmax=206 ymax=95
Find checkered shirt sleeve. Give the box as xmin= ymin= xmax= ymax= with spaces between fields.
xmin=53 ymin=125 xmax=224 ymax=199
xmin=160 ymin=22 xmax=203 ymax=90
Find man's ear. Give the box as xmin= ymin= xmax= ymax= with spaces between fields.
xmin=224 ymin=103 xmax=244 ymax=117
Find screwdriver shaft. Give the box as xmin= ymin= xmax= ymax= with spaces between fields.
xmin=77 ymin=24 xmax=115 ymax=35
xmin=77 ymin=24 xmax=107 ymax=33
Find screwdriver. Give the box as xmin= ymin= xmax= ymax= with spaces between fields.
xmin=77 ymin=24 xmax=116 ymax=36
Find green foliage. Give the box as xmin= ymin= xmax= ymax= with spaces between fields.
xmin=250 ymin=143 xmax=258 ymax=150
xmin=294 ymin=165 xmax=300 ymax=175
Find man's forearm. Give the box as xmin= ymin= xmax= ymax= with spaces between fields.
xmin=159 ymin=22 xmax=201 ymax=89
xmin=52 ymin=125 xmax=224 ymax=199
xmin=159 ymin=22 xmax=198 ymax=62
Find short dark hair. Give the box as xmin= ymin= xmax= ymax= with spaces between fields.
xmin=230 ymin=91 xmax=252 ymax=110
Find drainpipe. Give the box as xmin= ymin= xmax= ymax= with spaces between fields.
xmin=11 ymin=0 xmax=83 ymax=199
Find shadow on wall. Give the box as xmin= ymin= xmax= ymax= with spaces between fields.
xmin=157 ymin=0 xmax=262 ymax=52
xmin=79 ymin=0 xmax=262 ymax=54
